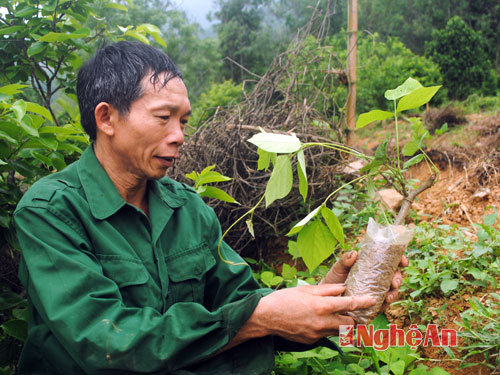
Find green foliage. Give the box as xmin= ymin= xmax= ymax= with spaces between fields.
xmin=0 ymin=87 xmax=88 ymax=245
xmin=457 ymin=93 xmax=500 ymax=114
xmin=0 ymin=286 xmax=28 ymax=374
xmin=399 ymin=217 xmax=500 ymax=322
xmin=189 ymin=80 xmax=243 ymax=127
xmin=213 ymin=0 xmax=276 ymax=82
xmin=456 ymin=294 xmax=500 ymax=370
xmin=185 ymin=165 xmax=239 ymax=204
xmin=275 ymin=314 xmax=450 ymax=374
xmin=293 ymin=33 xmax=443 ymax=116
xmin=425 ymin=16 xmax=493 ymax=100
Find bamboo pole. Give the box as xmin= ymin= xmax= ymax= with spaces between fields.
xmin=346 ymin=0 xmax=358 ymax=130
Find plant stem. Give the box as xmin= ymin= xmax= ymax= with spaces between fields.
xmin=394 ymin=99 xmax=400 ymax=170
xmin=217 ymin=194 xmax=265 ymax=266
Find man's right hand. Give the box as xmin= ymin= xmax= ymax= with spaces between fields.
xmin=235 ymin=284 xmax=375 ymax=346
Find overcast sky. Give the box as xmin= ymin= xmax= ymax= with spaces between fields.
xmin=174 ymin=0 xmax=215 ymax=29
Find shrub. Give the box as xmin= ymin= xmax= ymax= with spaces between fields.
xmin=329 ymin=32 xmax=445 ymax=114
xmin=189 ymin=80 xmax=243 ymax=128
xmin=425 ymin=16 xmax=492 ymax=100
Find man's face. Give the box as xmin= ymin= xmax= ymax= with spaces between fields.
xmin=110 ymin=75 xmax=191 ymax=180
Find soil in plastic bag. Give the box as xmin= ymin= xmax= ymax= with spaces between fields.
xmin=344 ymin=218 xmax=413 ymax=324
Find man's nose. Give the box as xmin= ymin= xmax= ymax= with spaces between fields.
xmin=167 ymin=122 xmax=184 ymax=147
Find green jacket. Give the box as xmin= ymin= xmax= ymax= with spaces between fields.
xmin=14 ymin=146 xmax=275 ymax=374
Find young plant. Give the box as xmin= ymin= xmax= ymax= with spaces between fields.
xmin=243 ymin=77 xmax=441 ymax=273
xmin=185 ymin=165 xmax=239 ymax=204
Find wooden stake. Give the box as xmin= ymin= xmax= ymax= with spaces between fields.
xmin=346 ymin=0 xmax=358 ymax=130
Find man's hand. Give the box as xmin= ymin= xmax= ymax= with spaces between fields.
xmin=227 ymin=284 xmax=376 ymax=348
xmin=320 ymin=250 xmax=409 ymax=310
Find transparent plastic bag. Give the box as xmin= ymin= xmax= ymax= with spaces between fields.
xmin=344 ymin=218 xmax=413 ymax=324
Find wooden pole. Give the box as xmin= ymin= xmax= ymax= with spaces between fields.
xmin=346 ymin=0 xmax=358 ymax=130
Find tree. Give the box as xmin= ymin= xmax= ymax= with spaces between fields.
xmin=425 ymin=16 xmax=492 ymax=100
xmin=213 ymin=0 xmax=274 ymax=82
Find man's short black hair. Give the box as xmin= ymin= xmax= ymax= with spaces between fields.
xmin=77 ymin=41 xmax=182 ymax=140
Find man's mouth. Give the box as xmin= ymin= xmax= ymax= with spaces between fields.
xmin=156 ymin=156 xmax=177 ymax=162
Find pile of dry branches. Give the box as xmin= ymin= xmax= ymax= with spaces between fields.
xmin=172 ymin=1 xmax=352 ymax=256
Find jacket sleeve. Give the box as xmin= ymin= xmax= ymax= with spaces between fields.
xmin=14 ymin=204 xmax=269 ymax=374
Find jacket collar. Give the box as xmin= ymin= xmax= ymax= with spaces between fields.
xmin=77 ymin=145 xmax=186 ymax=220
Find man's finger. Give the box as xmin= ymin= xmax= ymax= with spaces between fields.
xmin=399 ymin=255 xmax=409 ymax=267
xmin=322 ymin=251 xmax=358 ymax=284
xmin=391 ymin=270 xmax=403 ymax=289
xmin=310 ymin=283 xmax=346 ymax=296
xmin=385 ymin=288 xmax=398 ymax=304
xmin=326 ymin=295 xmax=376 ymax=313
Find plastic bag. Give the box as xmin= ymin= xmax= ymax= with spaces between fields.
xmin=344 ymin=218 xmax=413 ymax=324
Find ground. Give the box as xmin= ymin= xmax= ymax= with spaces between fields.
xmin=360 ymin=112 xmax=500 ymax=374
xmin=265 ymin=111 xmax=500 ymax=374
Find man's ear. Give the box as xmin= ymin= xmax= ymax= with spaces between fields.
xmin=95 ymin=102 xmax=117 ymax=137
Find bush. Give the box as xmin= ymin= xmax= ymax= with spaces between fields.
xmin=288 ymin=33 xmax=444 ymax=117
xmin=425 ymin=16 xmax=493 ymax=100
xmin=329 ymin=32 xmax=445 ymax=113
xmin=189 ymin=80 xmax=243 ymax=128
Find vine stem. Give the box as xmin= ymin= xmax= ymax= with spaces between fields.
xmin=394 ymin=99 xmax=400 ymax=170
xmin=217 ymin=194 xmax=266 ymax=266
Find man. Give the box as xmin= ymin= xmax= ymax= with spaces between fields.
xmin=14 ymin=41 xmax=406 ymax=374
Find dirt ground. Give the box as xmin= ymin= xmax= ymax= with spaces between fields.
xmin=381 ymin=112 xmax=500 ymax=375
xmin=263 ymin=111 xmax=500 ymax=374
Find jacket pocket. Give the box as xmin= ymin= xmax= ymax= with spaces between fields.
xmin=165 ymin=243 xmax=216 ymax=304
xmin=96 ymin=255 xmax=151 ymax=307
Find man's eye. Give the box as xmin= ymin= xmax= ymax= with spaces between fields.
xmin=158 ymin=116 xmax=170 ymax=121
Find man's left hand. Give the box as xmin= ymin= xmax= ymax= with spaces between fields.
xmin=319 ymin=250 xmax=409 ymax=311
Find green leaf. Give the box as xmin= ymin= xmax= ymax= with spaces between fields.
xmin=17 ymin=118 xmax=39 ymax=138
xmin=397 ymin=86 xmax=441 ymax=113
xmin=472 ymin=244 xmax=492 ymax=258
xmin=440 ymin=278 xmax=458 ymax=294
xmin=2 ymin=319 xmax=27 ymax=341
xmin=385 ymin=77 xmax=423 ymax=100
xmin=12 ymin=100 xmax=26 ymax=122
xmin=0 ymin=290 xmax=25 ymax=310
xmin=0 ymin=84 xmax=29 ymax=95
xmin=197 ymin=172 xmax=231 ymax=185
xmin=39 ymin=28 xmax=91 ymax=43
xmin=287 ymin=206 xmax=321 ymax=236
xmin=297 ymin=220 xmax=335 ymax=272
xmin=25 ymin=102 xmax=53 ymax=123
xmin=483 ymin=212 xmax=497 ymax=226
xmin=0 ymin=25 xmax=24 ymax=34
xmin=321 ymin=207 xmax=344 ymax=246
xmin=248 ymin=132 xmax=301 ymax=153
xmin=103 ymin=2 xmax=129 ymax=11
xmin=265 ymin=155 xmax=293 ymax=207
xmin=125 ymin=30 xmax=150 ymax=44
xmin=245 ymin=219 xmax=255 ymax=238
xmin=287 ymin=240 xmax=299 ymax=258
xmin=360 ymin=158 xmax=384 ymax=173
xmin=297 ymin=149 xmax=308 ymax=202
xmin=428 ymin=367 xmax=451 ymax=375
xmin=375 ymin=140 xmax=388 ymax=160
xmin=31 ymin=150 xmax=52 ymax=167
xmin=389 ymin=360 xmax=405 ymax=375
xmin=185 ymin=171 xmax=197 ymax=181
xmin=138 ymin=24 xmax=167 ymax=47
xmin=0 ymin=130 xmax=17 ymax=145
xmin=38 ymin=135 xmax=58 ymax=150
xmin=356 ymin=110 xmax=393 ymax=128
xmin=39 ymin=126 xmax=81 ymax=135
xmin=403 ymin=154 xmax=424 ymax=169
xmin=257 ymin=148 xmax=272 ymax=170
xmin=402 ymin=141 xmax=420 ymax=157
xmin=27 ymin=41 xmax=47 ymax=57
xmin=199 ymin=186 xmax=239 ymax=204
